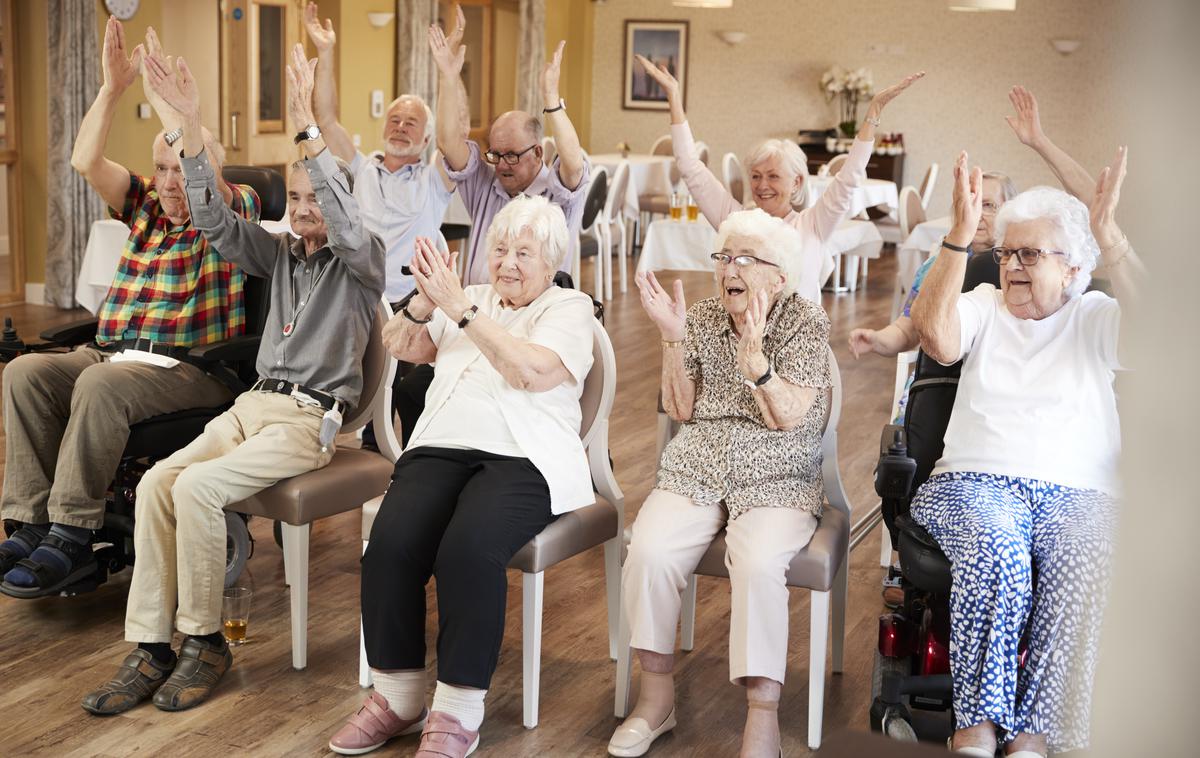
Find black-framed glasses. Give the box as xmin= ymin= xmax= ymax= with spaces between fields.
xmin=992 ymin=247 xmax=1067 ymax=266
xmin=710 ymin=252 xmax=780 ymax=269
xmin=484 ymin=144 xmax=539 ymax=165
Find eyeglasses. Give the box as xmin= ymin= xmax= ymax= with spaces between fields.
xmin=992 ymin=247 xmax=1067 ymax=266
xmin=484 ymin=144 xmax=539 ymax=165
xmin=710 ymin=252 xmax=780 ymax=269
xmin=981 ymin=200 xmax=1000 ymax=215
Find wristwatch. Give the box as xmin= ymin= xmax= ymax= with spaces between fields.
xmin=543 ymin=99 xmax=566 ymax=114
xmin=163 ymin=127 xmax=184 ymax=147
xmin=743 ymin=366 xmax=773 ymax=390
xmin=457 ymin=305 xmax=479 ymax=329
xmin=294 ymin=124 xmax=322 ymax=144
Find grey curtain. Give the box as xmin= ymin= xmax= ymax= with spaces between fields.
xmin=516 ymin=0 xmax=545 ymax=114
xmin=45 ymin=0 xmax=103 ymax=308
xmin=395 ymin=0 xmax=438 ymax=106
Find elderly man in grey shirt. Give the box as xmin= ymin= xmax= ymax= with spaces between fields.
xmin=81 ymin=45 xmax=384 ymax=717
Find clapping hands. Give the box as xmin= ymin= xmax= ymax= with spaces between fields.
xmin=410 ymin=238 xmax=469 ymax=319
xmin=101 ymin=15 xmax=143 ymax=94
xmin=286 ymin=43 xmax=319 ymax=132
xmin=735 ymin=289 xmax=771 ymax=382
xmin=635 ymin=271 xmax=687 ymax=342
xmin=1091 ymin=146 xmax=1128 ymax=254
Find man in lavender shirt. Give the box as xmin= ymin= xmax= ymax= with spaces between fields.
xmin=428 ymin=9 xmax=589 ymax=285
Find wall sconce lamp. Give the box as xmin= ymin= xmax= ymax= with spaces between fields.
xmin=367 ymin=12 xmax=395 ymax=28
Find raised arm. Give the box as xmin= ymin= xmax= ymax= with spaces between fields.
xmin=70 ymin=16 xmax=142 ymax=211
xmin=303 ymin=2 xmax=354 ymax=162
xmin=636 ymin=271 xmax=695 ymax=422
xmin=1006 ymin=85 xmax=1097 ymax=205
xmin=429 ymin=6 xmax=470 ymax=170
xmin=542 ymin=41 xmax=585 ymax=190
xmin=912 ymin=152 xmax=981 ymax=365
xmin=1090 ymin=147 xmax=1144 ymax=306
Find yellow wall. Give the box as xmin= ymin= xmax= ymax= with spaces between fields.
xmin=545 ymin=0 xmax=593 ymax=149
xmin=93 ymin=0 xmax=167 ymax=176
xmin=328 ymin=0 xmax=396 ymax=152
xmin=16 ymin=0 xmax=47 ymax=288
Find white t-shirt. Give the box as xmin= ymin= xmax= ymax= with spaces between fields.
xmin=407 ymin=284 xmax=597 ymax=514
xmin=932 ymin=284 xmax=1123 ymax=495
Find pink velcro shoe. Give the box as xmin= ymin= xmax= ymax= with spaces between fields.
xmin=414 ymin=711 xmax=481 ymax=757
xmin=328 ymin=691 xmax=427 ymax=755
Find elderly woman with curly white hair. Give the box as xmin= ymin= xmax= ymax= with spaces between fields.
xmin=328 ymin=195 xmax=596 ymax=758
xmin=634 ymin=55 xmax=923 ymax=302
xmin=610 ymin=209 xmax=832 ymax=758
xmin=910 ymin=149 xmax=1144 ymax=758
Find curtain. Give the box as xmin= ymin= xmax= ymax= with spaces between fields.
xmin=45 ymin=0 xmax=103 ymax=308
xmin=395 ymin=0 xmax=438 ymax=106
xmin=516 ymin=0 xmax=546 ymax=115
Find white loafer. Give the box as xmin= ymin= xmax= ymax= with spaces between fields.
xmin=607 ymin=708 xmax=677 ymax=757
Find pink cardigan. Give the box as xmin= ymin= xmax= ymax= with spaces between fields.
xmin=671 ymin=121 xmax=874 ymax=304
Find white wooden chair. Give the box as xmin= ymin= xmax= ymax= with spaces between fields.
xmin=892 ymin=186 xmax=928 ymax=320
xmin=722 ymin=151 xmax=748 ymax=206
xmin=918 ymin=162 xmax=939 ymax=209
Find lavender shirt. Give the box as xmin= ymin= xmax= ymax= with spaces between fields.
xmin=445 ymin=141 xmax=591 ymax=285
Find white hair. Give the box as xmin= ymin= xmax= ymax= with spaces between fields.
xmin=484 ymin=194 xmax=569 ymax=271
xmin=994 ymin=186 xmax=1099 ymax=298
xmin=385 ymin=95 xmax=435 ymax=142
xmin=744 ymin=138 xmax=810 ymax=208
xmin=713 ymin=208 xmax=805 ymax=296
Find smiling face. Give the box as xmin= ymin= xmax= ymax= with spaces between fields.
xmin=488 ymin=227 xmax=554 ymax=307
xmin=748 ymin=154 xmax=802 ymax=218
xmin=286 ymin=169 xmax=329 ymax=246
xmin=381 ymin=98 xmax=430 ymax=160
xmin=488 ymin=112 xmax=542 ymax=196
xmin=974 ymin=176 xmax=1008 ymax=249
xmin=714 ymin=234 xmax=787 ymax=317
xmin=998 ymin=217 xmax=1078 ymax=320
xmin=152 ymin=135 xmax=190 ymax=225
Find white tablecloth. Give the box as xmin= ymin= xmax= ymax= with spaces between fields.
xmin=807 ymin=176 xmax=899 ymax=217
xmin=897 ymin=215 xmax=951 ymax=293
xmin=76 ymin=219 xmax=131 ymax=313
xmin=590 ymin=153 xmax=675 ymax=221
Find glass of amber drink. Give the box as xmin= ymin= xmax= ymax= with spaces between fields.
xmin=222 ymin=587 xmax=252 ymax=645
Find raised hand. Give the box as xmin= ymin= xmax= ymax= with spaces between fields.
xmin=848 ymin=328 xmax=879 ymax=359
xmin=303 ymin=2 xmax=336 ymax=54
xmin=286 ymin=43 xmax=318 ymax=129
xmin=143 ymin=54 xmax=200 ymax=121
xmin=736 ymin=289 xmax=770 ymax=382
xmin=101 ymin=15 xmax=143 ymax=94
xmin=635 ymin=271 xmax=686 ymax=342
xmin=948 ymin=151 xmax=983 ymax=245
xmin=428 ymin=5 xmax=466 ymax=78
xmin=864 ymin=71 xmax=925 ymax=120
xmin=542 ymin=40 xmax=566 ymax=104
xmin=1091 ymin=146 xmax=1128 ymax=253
xmin=140 ymin=26 xmax=182 ymax=126
xmin=1004 ymin=85 xmax=1045 ymax=148
xmin=633 ymin=54 xmax=681 ymax=100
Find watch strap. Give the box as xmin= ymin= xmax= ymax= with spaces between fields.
xmin=402 ymin=306 xmax=433 ymax=325
xmin=163 ymin=127 xmax=184 ymax=147
xmin=543 ymin=99 xmax=565 ymax=114
xmin=753 ymin=366 xmax=773 ymax=387
xmin=457 ymin=305 xmax=479 ymax=329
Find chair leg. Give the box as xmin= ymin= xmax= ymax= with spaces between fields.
xmin=604 ymin=537 xmax=621 ymax=661
xmin=593 ymin=227 xmax=604 ymax=302
xmin=808 ymin=589 xmax=831 ymax=750
xmin=680 ymin=574 xmax=697 ymax=652
xmin=846 ymin=256 xmax=860 ymax=292
xmin=281 ymin=522 xmax=311 ymax=671
xmin=604 ymin=226 xmax=614 ymax=302
xmin=522 ymin=571 xmax=544 ymax=729
xmin=655 ymin=412 xmax=672 ymax=462
xmin=832 ymin=561 xmax=848 ymax=674
xmin=617 ymin=221 xmax=628 ymax=294
xmin=614 ymin=598 xmax=634 ymax=718
xmin=359 ymin=540 xmax=372 ymax=688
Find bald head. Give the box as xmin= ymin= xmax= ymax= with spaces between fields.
xmin=490 ymin=110 xmax=542 ymax=146
xmin=487 ymin=111 xmax=544 ymax=196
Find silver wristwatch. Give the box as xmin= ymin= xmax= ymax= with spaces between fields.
xmin=163 ymin=127 xmax=184 ymax=147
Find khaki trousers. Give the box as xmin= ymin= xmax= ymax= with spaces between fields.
xmin=124 ymin=391 xmax=334 ymax=641
xmin=622 ymin=489 xmax=818 ymax=684
xmin=0 ymin=347 xmax=232 ymax=529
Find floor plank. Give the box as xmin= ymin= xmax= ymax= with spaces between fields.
xmin=0 ymin=252 xmax=908 ymax=757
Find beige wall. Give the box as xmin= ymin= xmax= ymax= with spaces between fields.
xmin=328 ymin=0 xmax=396 ymax=151
xmin=16 ymin=0 xmax=47 ymax=289
xmin=545 ymin=0 xmax=594 ymax=149
xmin=93 ymin=0 xmax=167 ymax=176
xmin=587 ymin=0 xmax=1126 ymax=216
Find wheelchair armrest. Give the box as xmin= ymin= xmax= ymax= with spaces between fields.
xmin=188 ymin=335 xmax=261 ymax=363
xmin=38 ymin=317 xmax=99 ymax=345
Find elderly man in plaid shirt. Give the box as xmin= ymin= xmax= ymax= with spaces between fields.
xmin=0 ymin=19 xmax=259 ymax=598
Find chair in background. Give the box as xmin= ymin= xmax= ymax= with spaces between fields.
xmin=647 ymin=134 xmax=672 ymax=156
xmin=918 ymin=162 xmax=939 ymax=209
xmin=226 ymin=298 xmax=401 ymax=670
xmin=722 ymin=151 xmax=748 ymax=207
xmin=600 ymin=161 xmax=632 ymax=300
xmin=541 ymin=136 xmax=558 ymax=167
xmin=637 ymin=135 xmax=681 ymax=238
xmin=892 ymin=186 xmax=927 ymax=320
xmin=823 ymin=153 xmax=849 ymax=178
xmin=695 ymin=140 xmax=710 ymax=167
xmin=615 ymin=347 xmax=851 ymax=751
xmin=359 ymin=317 xmax=625 ymax=730
xmin=576 ymin=166 xmax=609 ymax=300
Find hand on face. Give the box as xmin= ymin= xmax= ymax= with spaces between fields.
xmin=410 ymin=237 xmax=468 ymax=318
xmin=143 ymin=53 xmax=200 ymax=121
xmin=102 ymin=16 xmax=143 ymax=94
xmin=286 ymin=43 xmax=319 ymax=130
xmin=634 ymin=54 xmax=681 ymax=100
xmin=866 ymin=71 xmax=925 ymax=120
xmin=635 ymin=271 xmax=686 ymax=342
xmin=949 ymin=151 xmax=984 ymax=245
xmin=736 ymin=289 xmax=770 ymax=382
xmin=303 ymin=2 xmax=336 ymax=53
xmin=848 ymin=328 xmax=878 ymax=359
xmin=428 ymin=4 xmax=466 ymax=78
xmin=1091 ymin=145 xmax=1128 ymax=252
xmin=1004 ymin=85 xmax=1045 ymax=148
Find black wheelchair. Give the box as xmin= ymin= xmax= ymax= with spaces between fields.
xmin=0 ymin=165 xmax=285 ymax=595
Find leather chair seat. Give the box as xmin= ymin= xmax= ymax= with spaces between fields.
xmin=361 ymin=494 xmax=618 ymax=575
xmin=124 ymin=406 xmax=231 ymax=460
xmin=895 ymin=516 xmax=952 ymax=596
xmin=229 ymin=448 xmax=394 ymax=525
xmin=639 ymin=193 xmax=671 ymax=216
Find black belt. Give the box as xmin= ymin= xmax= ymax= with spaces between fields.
xmin=97 ymin=338 xmax=195 ymax=360
xmin=251 ymin=378 xmax=343 ymax=412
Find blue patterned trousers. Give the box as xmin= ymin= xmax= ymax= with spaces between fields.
xmin=911 ymin=472 xmax=1117 ymax=753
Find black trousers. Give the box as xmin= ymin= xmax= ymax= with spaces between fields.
xmin=394 ymin=364 xmax=434 ymax=447
xmin=361 ymin=446 xmax=556 ymax=688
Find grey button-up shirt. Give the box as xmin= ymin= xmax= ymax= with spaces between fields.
xmin=182 ymin=148 xmax=386 ymax=410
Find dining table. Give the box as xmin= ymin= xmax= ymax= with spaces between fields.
xmin=589 ymin=152 xmax=676 ymax=221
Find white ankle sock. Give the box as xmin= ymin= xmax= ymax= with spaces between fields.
xmin=431 ymin=681 xmax=487 ymax=732
xmin=371 ymin=669 xmax=426 ymax=720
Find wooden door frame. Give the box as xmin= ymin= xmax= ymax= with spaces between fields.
xmin=0 ymin=0 xmax=25 ymax=305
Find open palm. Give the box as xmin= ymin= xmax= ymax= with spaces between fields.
xmin=304 ymin=2 xmax=336 ymax=53
xmin=1004 ymin=85 xmax=1044 ymax=147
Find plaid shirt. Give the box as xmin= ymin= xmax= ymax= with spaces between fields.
xmin=95 ymin=174 xmax=261 ymax=347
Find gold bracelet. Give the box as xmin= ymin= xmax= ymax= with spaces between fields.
xmin=1099 ymin=237 xmax=1131 ymax=268
xmin=661 ymin=339 xmax=683 ymax=349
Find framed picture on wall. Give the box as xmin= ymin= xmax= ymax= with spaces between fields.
xmin=623 ymin=20 xmax=689 ymax=111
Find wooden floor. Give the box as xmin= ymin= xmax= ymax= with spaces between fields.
xmin=0 ymin=253 xmax=912 ymax=757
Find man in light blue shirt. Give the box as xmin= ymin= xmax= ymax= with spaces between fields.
xmin=307 ymin=5 xmax=453 ymax=304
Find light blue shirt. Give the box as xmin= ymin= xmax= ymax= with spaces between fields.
xmin=350 ymin=151 xmax=454 ymax=301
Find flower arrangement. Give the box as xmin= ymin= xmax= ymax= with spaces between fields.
xmin=820 ymin=65 xmax=874 ymax=138
xmin=616 ymin=141 xmax=632 ymax=158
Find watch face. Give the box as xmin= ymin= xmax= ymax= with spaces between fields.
xmin=105 ymin=0 xmax=140 ymax=21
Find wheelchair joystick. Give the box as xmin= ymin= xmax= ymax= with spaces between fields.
xmin=875 ymin=429 xmax=917 ymax=500
xmin=0 ymin=316 xmax=26 ymax=362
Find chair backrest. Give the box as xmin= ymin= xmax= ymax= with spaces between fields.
xmin=649 ymin=134 xmax=672 ymax=156
xmin=541 ymin=136 xmax=557 ymax=167
xmin=224 ymin=165 xmax=287 ymax=222
xmin=604 ymin=161 xmax=631 ymax=224
xmin=820 ymin=345 xmax=851 ymax=517
xmin=695 ymin=140 xmax=709 ymax=167
xmin=342 ymin=298 xmax=397 ymax=440
xmin=579 ymin=166 xmax=608 ymax=233
xmin=897 ymin=185 xmax=926 ymax=239
xmin=579 ymin=317 xmax=617 ymax=452
xmin=824 ymin=153 xmax=849 ymax=178
xmin=919 ymin=162 xmax=939 ymax=209
xmin=722 ymin=151 xmax=746 ymax=206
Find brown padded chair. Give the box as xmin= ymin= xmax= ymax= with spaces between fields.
xmin=614 ymin=346 xmax=850 ymax=751
xmin=358 ymin=316 xmax=625 ymax=730
xmin=227 ymin=298 xmax=401 ymax=670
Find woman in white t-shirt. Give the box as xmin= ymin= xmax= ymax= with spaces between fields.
xmin=910 ymin=150 xmax=1144 ymax=758
xmin=329 ymin=196 xmax=596 ymax=757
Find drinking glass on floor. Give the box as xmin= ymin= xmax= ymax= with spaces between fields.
xmin=222 ymin=586 xmax=253 ymax=645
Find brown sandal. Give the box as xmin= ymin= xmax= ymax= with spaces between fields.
xmin=81 ymin=648 xmax=175 ymax=715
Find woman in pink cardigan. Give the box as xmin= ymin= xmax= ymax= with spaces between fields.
xmin=635 ymin=55 xmax=923 ymax=304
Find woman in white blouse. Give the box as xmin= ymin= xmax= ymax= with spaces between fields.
xmin=328 ymin=196 xmax=595 ymax=758
xmin=910 ymin=150 xmax=1143 ymax=758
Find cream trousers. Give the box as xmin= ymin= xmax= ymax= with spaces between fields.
xmin=622 ymin=489 xmax=818 ymax=684
xmin=124 ymin=391 xmax=334 ymax=642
